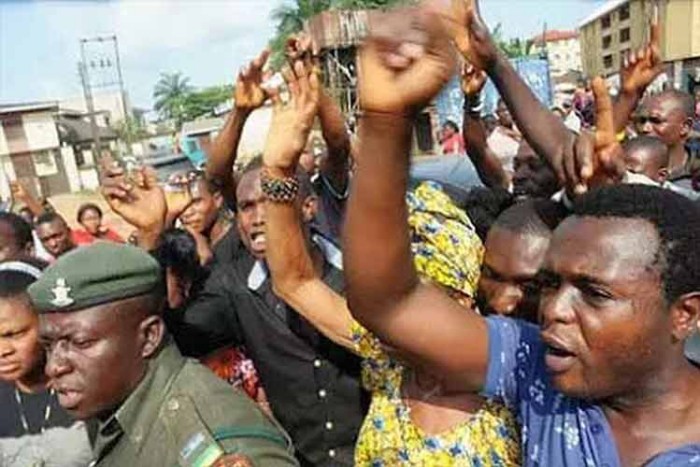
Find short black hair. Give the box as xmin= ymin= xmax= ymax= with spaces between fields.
xmin=623 ymin=135 xmax=670 ymax=167
xmin=155 ymin=228 xmax=207 ymax=285
xmin=76 ymin=203 xmax=103 ymax=223
xmin=572 ymin=184 xmax=700 ymax=304
xmin=0 ymin=212 xmax=33 ymax=250
xmin=443 ymin=120 xmax=459 ymax=132
xmin=493 ymin=199 xmax=567 ymax=237
xmin=657 ymin=89 xmax=695 ymax=119
xmin=459 ymin=187 xmax=515 ymax=241
xmin=0 ymin=257 xmax=47 ymax=298
xmin=35 ymin=211 xmax=67 ymax=228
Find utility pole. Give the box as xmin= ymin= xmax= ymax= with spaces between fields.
xmin=79 ymin=48 xmax=102 ymax=160
xmin=79 ymin=35 xmax=129 ymax=158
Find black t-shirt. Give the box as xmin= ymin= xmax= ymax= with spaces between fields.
xmin=0 ymin=382 xmax=74 ymax=437
xmin=0 ymin=381 xmax=93 ymax=466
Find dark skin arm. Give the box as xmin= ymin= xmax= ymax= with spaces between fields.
xmin=460 ymin=63 xmax=509 ymax=189
xmin=263 ymin=60 xmax=356 ymax=350
xmin=448 ymin=0 xmax=572 ymax=184
xmin=207 ymin=108 xmax=252 ymax=204
xmin=286 ymin=35 xmax=351 ymax=193
xmin=317 ymin=90 xmax=351 ymax=193
xmin=99 ymin=156 xmax=167 ymax=251
xmin=345 ymin=5 xmax=489 ymax=391
xmin=206 ymin=49 xmax=270 ymax=205
xmin=449 ymin=0 xmax=621 ymax=194
xmin=612 ymin=6 xmax=663 ymax=134
xmin=10 ymin=181 xmax=45 ymax=217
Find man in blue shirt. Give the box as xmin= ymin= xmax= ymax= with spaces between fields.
xmin=341 ymin=4 xmax=700 ymax=465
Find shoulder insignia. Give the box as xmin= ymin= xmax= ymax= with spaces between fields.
xmin=162 ymin=395 xmax=224 ymax=467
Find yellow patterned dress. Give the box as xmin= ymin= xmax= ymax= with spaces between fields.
xmin=352 ymin=322 xmax=521 ymax=467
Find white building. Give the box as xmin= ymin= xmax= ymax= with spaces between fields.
xmin=531 ymin=30 xmax=583 ymax=77
xmin=60 ymin=90 xmax=131 ymax=126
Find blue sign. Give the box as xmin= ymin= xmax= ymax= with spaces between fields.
xmin=435 ymin=58 xmax=552 ymax=128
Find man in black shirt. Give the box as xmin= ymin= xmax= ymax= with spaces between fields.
xmin=167 ymin=158 xmax=367 ymax=466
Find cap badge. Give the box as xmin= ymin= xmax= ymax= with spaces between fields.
xmin=50 ymin=278 xmax=74 ymax=308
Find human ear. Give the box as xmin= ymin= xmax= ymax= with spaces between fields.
xmin=670 ymin=292 xmax=700 ymax=341
xmin=138 ymin=315 xmax=165 ymax=358
xmin=657 ymin=167 xmax=669 ymax=184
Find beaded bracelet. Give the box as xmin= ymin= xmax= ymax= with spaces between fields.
xmin=261 ymin=167 xmax=300 ymax=203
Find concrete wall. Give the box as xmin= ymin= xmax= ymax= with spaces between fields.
xmin=547 ymin=38 xmax=583 ymax=74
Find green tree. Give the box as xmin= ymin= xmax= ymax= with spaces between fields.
xmin=153 ymin=72 xmax=193 ymax=126
xmin=491 ymin=23 xmax=534 ymax=59
xmin=115 ymin=115 xmax=148 ymax=144
xmin=181 ymin=85 xmax=233 ymax=121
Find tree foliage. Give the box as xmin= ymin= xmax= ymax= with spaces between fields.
xmin=152 ymin=71 xmax=232 ymax=129
xmin=491 ymin=23 xmax=535 ymax=59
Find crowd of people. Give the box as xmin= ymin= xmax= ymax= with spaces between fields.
xmin=1 ymin=1 xmax=699 ymax=466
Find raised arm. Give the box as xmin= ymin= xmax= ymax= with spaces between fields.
xmin=286 ymin=35 xmax=351 ymax=193
xmin=263 ymin=60 xmax=356 ymax=351
xmin=99 ymin=156 xmax=167 ymax=251
xmin=613 ymin=6 xmax=664 ymax=134
xmin=206 ymin=49 xmax=270 ymax=205
xmin=449 ymin=0 xmax=575 ymax=188
xmin=460 ymin=63 xmax=510 ymax=189
xmin=317 ymin=91 xmax=352 ymax=192
xmin=10 ymin=181 xmax=45 ymax=218
xmin=450 ymin=0 xmax=623 ymax=194
xmin=345 ymin=5 xmax=488 ymax=390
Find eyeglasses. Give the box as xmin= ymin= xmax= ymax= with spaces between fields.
xmin=633 ymin=116 xmax=666 ymax=125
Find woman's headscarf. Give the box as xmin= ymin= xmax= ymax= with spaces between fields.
xmin=407 ymin=181 xmax=483 ymax=298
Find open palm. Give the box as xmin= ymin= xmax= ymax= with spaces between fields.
xmin=101 ymin=160 xmax=167 ymax=231
xmin=234 ymin=49 xmax=270 ymax=112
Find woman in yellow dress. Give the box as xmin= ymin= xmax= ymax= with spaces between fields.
xmin=261 ymin=56 xmax=520 ymax=466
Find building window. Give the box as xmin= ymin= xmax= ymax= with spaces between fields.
xmin=601 ymin=14 xmax=611 ymax=29
xmin=620 ymin=28 xmax=630 ymax=43
xmin=620 ymin=49 xmax=630 ymax=62
xmin=602 ymin=35 xmax=612 ymax=49
xmin=619 ymin=4 xmax=630 ymax=21
xmin=604 ymin=55 xmax=613 ymax=69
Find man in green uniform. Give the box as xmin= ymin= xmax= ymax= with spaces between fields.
xmin=29 ymin=242 xmax=297 ymax=467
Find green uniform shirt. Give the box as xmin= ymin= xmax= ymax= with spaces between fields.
xmin=90 ymin=341 xmax=298 ymax=467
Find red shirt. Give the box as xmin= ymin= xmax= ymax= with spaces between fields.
xmin=441 ymin=133 xmax=465 ymax=155
xmin=71 ymin=228 xmax=124 ymax=246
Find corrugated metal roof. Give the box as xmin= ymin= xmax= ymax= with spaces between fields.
xmin=0 ymin=101 xmax=59 ymax=114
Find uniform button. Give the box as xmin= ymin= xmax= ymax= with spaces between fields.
xmin=591 ymin=424 xmax=602 ymax=435
xmin=167 ymin=398 xmax=180 ymax=412
xmin=318 ymin=389 xmax=327 ymax=399
xmin=314 ymin=359 xmax=322 ymax=368
xmin=325 ymin=421 xmax=334 ymax=430
xmin=328 ymin=449 xmax=336 ymax=458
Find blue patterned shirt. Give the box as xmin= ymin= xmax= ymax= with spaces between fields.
xmin=483 ymin=317 xmax=700 ymax=466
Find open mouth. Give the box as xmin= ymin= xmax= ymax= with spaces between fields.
xmin=55 ymin=388 xmax=82 ymax=409
xmin=250 ymin=232 xmax=266 ymax=250
xmin=544 ymin=342 xmax=577 ymax=373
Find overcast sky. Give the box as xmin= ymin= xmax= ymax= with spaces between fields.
xmin=0 ymin=0 xmax=606 ymax=110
